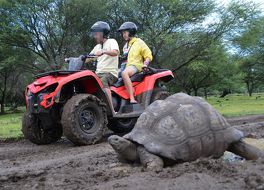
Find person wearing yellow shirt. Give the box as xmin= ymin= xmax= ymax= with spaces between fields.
xmin=117 ymin=22 xmax=153 ymax=104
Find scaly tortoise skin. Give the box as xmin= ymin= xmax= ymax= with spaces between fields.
xmin=109 ymin=93 xmax=263 ymax=170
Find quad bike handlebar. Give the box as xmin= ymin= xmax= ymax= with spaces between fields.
xmin=64 ymin=55 xmax=167 ymax=76
xmin=64 ymin=54 xmax=98 ymax=63
xmin=65 ymin=55 xmax=98 ymax=71
xmin=142 ymin=66 xmax=168 ymax=75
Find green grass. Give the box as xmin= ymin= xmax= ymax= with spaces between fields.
xmin=0 ymin=108 xmax=24 ymax=140
xmin=207 ymin=93 xmax=264 ymax=117
xmin=0 ymin=93 xmax=264 ymax=140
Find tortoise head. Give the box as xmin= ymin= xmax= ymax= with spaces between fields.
xmin=108 ymin=135 xmax=131 ymax=151
xmin=108 ymin=135 xmax=138 ymax=161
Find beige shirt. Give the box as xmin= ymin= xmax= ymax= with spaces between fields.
xmin=90 ymin=39 xmax=119 ymax=77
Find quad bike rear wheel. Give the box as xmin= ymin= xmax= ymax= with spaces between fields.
xmin=108 ymin=87 xmax=170 ymax=133
xmin=108 ymin=118 xmax=137 ymax=134
xmin=61 ymin=94 xmax=107 ymax=145
xmin=22 ymin=111 xmax=63 ymax=145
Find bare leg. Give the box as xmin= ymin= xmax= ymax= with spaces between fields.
xmin=228 ymin=140 xmax=263 ymax=160
xmin=122 ymin=67 xmax=137 ymax=103
xmin=104 ymin=87 xmax=116 ymax=113
xmin=137 ymin=146 xmax=164 ymax=171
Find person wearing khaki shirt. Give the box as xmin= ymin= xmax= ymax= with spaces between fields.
xmin=84 ymin=21 xmax=119 ymax=113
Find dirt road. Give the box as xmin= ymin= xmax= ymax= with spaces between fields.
xmin=0 ymin=116 xmax=264 ymax=190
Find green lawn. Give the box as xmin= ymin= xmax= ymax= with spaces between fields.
xmin=207 ymin=93 xmax=264 ymax=117
xmin=0 ymin=108 xmax=24 ymax=140
xmin=0 ymin=93 xmax=264 ymax=139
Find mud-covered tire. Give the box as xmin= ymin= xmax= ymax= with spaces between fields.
xmin=108 ymin=118 xmax=138 ymax=134
xmin=61 ymin=94 xmax=107 ymax=145
xmin=150 ymin=88 xmax=170 ymax=103
xmin=22 ymin=112 xmax=62 ymax=145
xmin=108 ymin=88 xmax=169 ymax=134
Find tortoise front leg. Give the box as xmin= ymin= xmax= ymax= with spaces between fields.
xmin=137 ymin=146 xmax=164 ymax=171
xmin=228 ymin=140 xmax=263 ymax=160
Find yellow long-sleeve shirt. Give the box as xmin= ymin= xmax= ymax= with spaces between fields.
xmin=126 ymin=37 xmax=153 ymax=72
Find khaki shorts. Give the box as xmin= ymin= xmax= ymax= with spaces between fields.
xmin=97 ymin=73 xmax=117 ymax=88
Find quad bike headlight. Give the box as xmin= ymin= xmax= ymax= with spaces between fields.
xmin=40 ymin=83 xmax=58 ymax=94
xmin=39 ymin=83 xmax=59 ymax=108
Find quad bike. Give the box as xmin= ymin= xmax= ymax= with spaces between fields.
xmin=22 ymin=56 xmax=174 ymax=145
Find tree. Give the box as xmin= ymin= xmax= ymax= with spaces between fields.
xmin=0 ymin=0 xmax=107 ymax=70
xmin=238 ymin=58 xmax=264 ymax=96
xmin=232 ymin=16 xmax=264 ymax=96
xmin=0 ymin=0 xmax=262 ymax=107
xmin=0 ymin=45 xmax=34 ymax=114
xmin=173 ymin=42 xmax=227 ymax=96
xmin=107 ymin=0 xmax=259 ymax=72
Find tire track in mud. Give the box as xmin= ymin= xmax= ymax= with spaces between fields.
xmin=0 ymin=115 xmax=264 ymax=189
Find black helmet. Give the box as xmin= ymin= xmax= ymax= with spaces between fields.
xmin=90 ymin=21 xmax=110 ymax=38
xmin=117 ymin=22 xmax=137 ymax=36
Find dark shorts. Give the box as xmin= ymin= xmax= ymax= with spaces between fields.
xmin=97 ymin=73 xmax=117 ymax=88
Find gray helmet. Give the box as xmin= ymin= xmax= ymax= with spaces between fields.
xmin=90 ymin=21 xmax=110 ymax=38
xmin=117 ymin=22 xmax=137 ymax=36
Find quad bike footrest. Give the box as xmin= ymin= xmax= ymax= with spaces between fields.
xmin=113 ymin=110 xmax=143 ymax=119
xmin=121 ymin=103 xmax=143 ymax=113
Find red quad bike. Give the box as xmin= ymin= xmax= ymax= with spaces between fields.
xmin=22 ymin=56 xmax=174 ymax=145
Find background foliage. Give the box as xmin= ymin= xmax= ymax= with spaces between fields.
xmin=0 ymin=0 xmax=264 ymax=114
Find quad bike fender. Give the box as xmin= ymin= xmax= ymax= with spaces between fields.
xmin=26 ymin=70 xmax=105 ymax=109
xmin=55 ymin=70 xmax=104 ymax=99
xmin=111 ymin=70 xmax=174 ymax=100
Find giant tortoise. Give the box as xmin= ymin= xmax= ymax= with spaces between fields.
xmin=108 ymin=93 xmax=263 ymax=170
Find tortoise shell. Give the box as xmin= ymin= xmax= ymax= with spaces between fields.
xmin=124 ymin=93 xmax=243 ymax=161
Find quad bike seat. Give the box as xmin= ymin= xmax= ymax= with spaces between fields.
xmin=112 ymin=67 xmax=169 ymax=88
xmin=113 ymin=73 xmax=145 ymax=87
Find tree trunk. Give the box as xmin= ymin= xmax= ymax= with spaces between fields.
xmin=204 ymin=88 xmax=208 ymax=99
xmin=220 ymin=88 xmax=230 ymax=98
xmin=246 ymin=82 xmax=253 ymax=97
xmin=194 ymin=88 xmax=198 ymax=96
xmin=0 ymin=102 xmax=4 ymax=114
xmin=0 ymin=74 xmax=7 ymax=114
xmin=186 ymin=89 xmax=192 ymax=95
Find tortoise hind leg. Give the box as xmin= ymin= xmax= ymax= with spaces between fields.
xmin=137 ymin=146 xmax=164 ymax=171
xmin=228 ymin=140 xmax=263 ymax=160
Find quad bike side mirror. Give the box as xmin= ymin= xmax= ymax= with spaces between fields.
xmin=65 ymin=57 xmax=84 ymax=71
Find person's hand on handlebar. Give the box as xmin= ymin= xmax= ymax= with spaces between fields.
xmin=95 ymin=49 xmax=119 ymax=57
xmin=80 ymin=54 xmax=98 ymax=64
xmin=142 ymin=58 xmax=151 ymax=73
xmin=95 ymin=50 xmax=104 ymax=56
xmin=143 ymin=58 xmax=150 ymax=67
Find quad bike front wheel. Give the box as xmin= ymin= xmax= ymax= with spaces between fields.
xmin=22 ymin=111 xmax=63 ymax=145
xmin=61 ymin=94 xmax=107 ymax=145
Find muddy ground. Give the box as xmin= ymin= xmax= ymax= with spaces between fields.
xmin=0 ymin=115 xmax=264 ymax=190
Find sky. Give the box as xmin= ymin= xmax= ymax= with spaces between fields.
xmin=218 ymin=0 xmax=264 ymax=9
xmin=202 ymin=0 xmax=264 ymax=27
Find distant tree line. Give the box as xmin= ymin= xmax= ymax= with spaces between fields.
xmin=0 ymin=0 xmax=264 ymax=114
